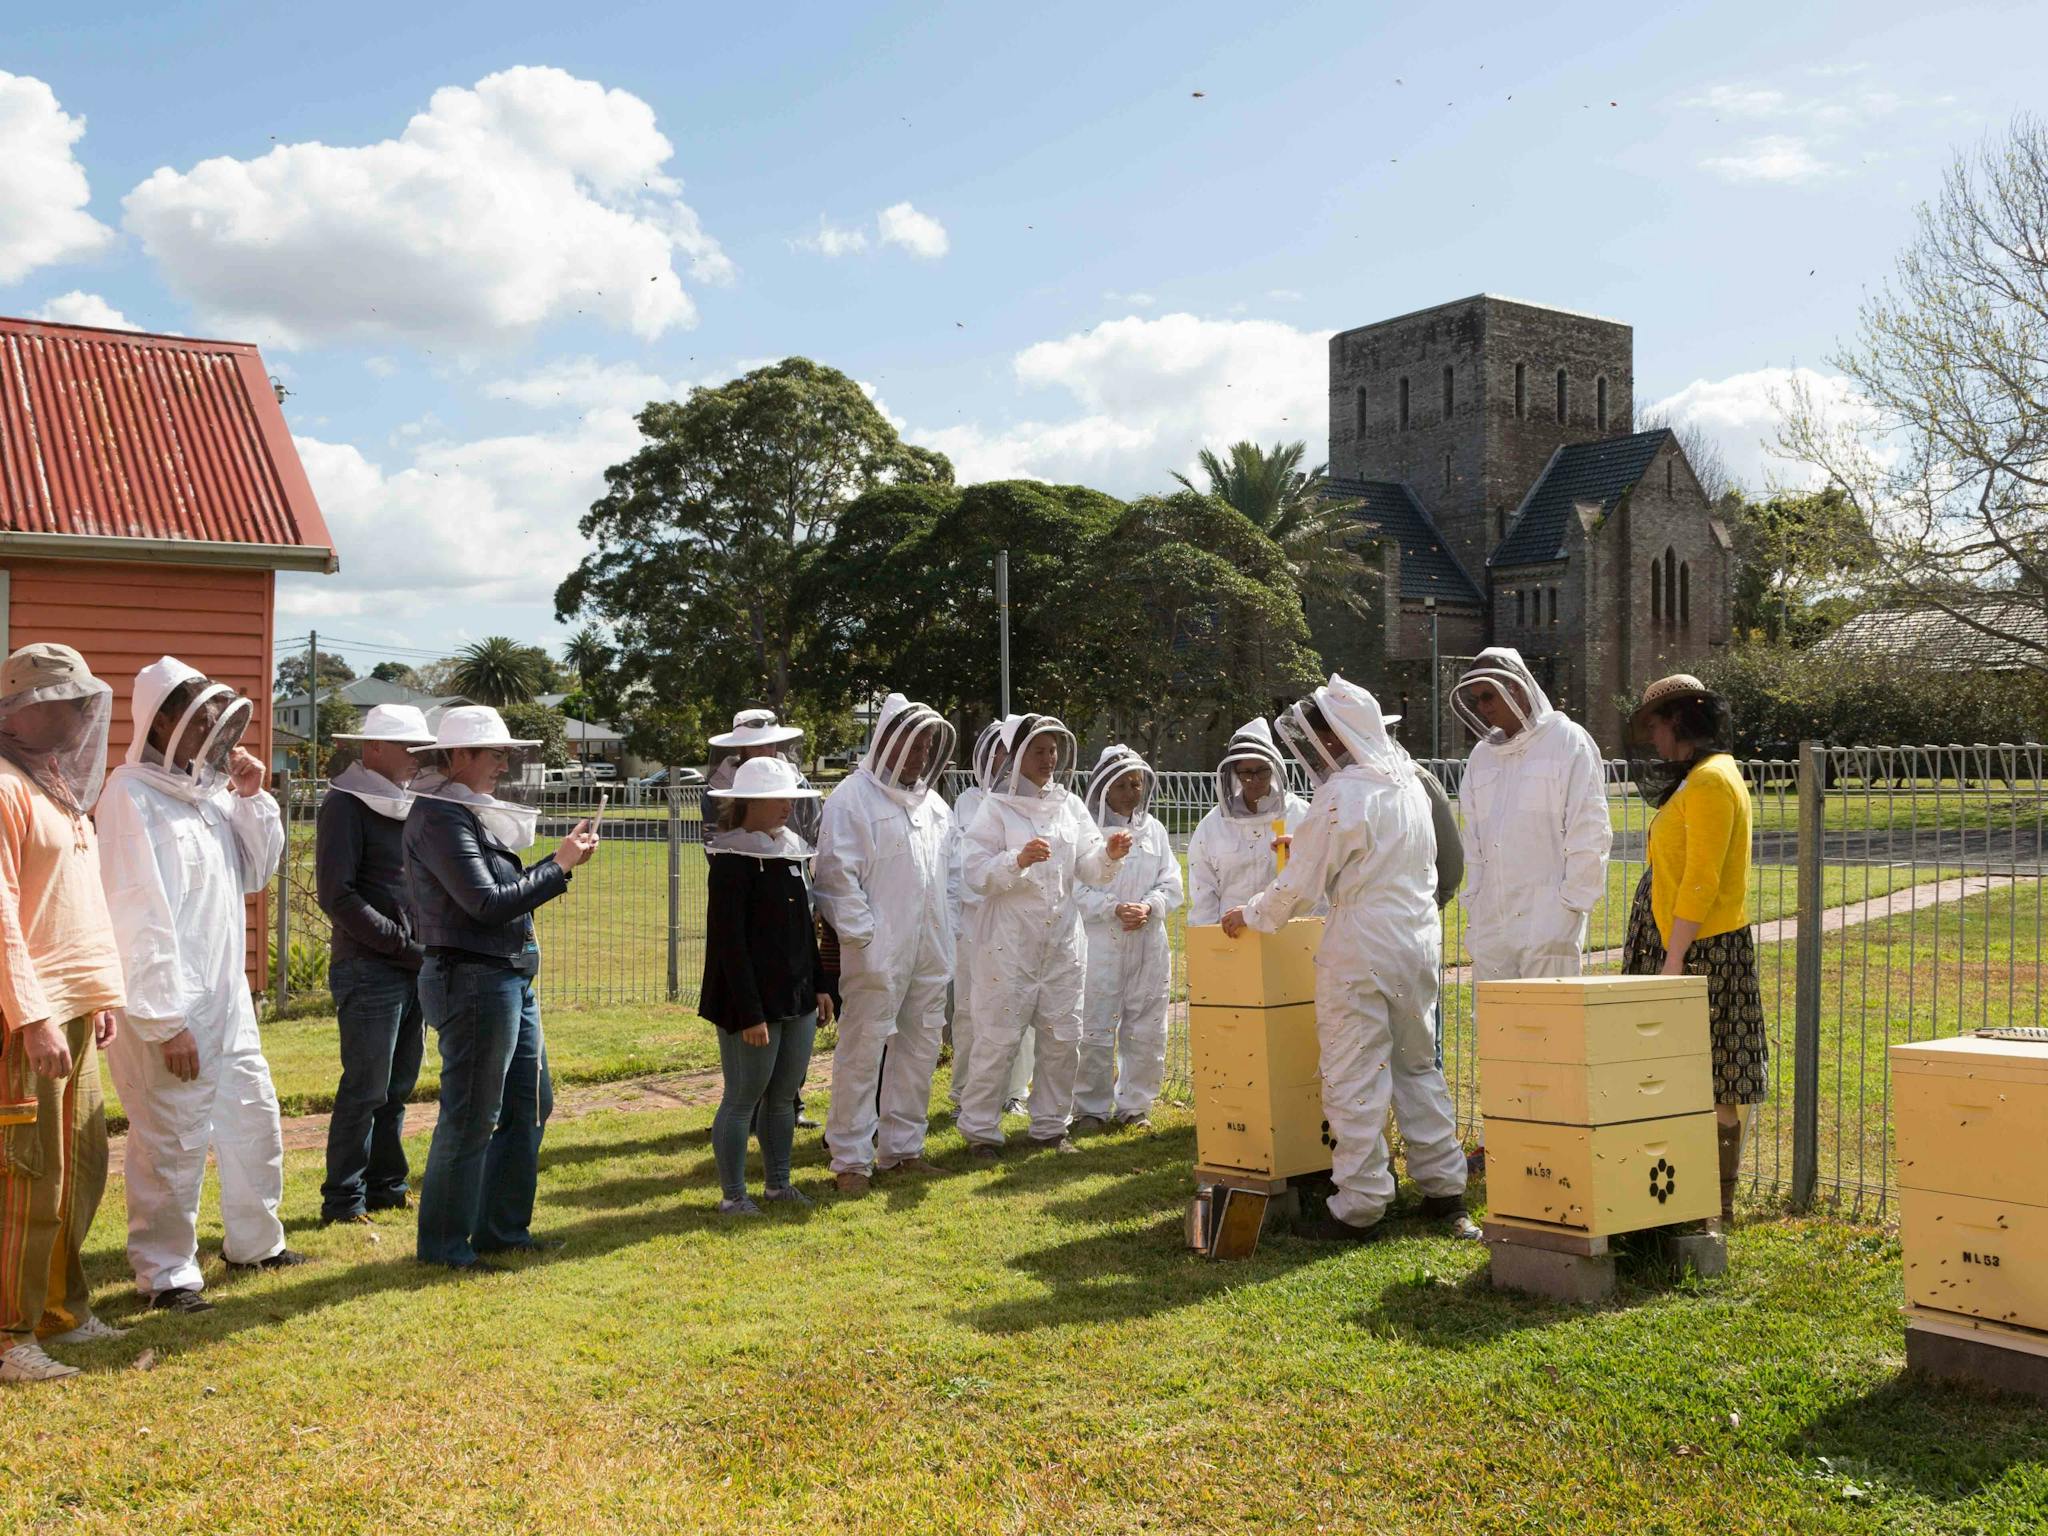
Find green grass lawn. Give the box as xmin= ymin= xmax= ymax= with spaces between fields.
xmin=26 ymin=1090 xmax=2048 ymax=1534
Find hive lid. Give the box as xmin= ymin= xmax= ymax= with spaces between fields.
xmin=1891 ymin=1032 xmax=2048 ymax=1078
xmin=1476 ymin=975 xmax=1709 ymax=1006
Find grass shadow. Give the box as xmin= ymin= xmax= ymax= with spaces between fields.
xmin=1790 ymin=1371 xmax=2048 ymax=1503
xmin=1356 ymin=1259 xmax=1581 ymax=1346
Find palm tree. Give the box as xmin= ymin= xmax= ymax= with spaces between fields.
xmin=562 ymin=624 xmax=610 ymax=689
xmin=449 ymin=636 xmax=545 ymax=706
xmin=1173 ymin=440 xmax=1374 ymax=614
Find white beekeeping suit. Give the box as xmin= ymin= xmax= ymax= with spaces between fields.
xmin=1236 ymin=674 xmax=1474 ymax=1238
xmin=957 ymin=715 xmax=1128 ymax=1151
xmin=1073 ymin=745 xmax=1182 ymax=1125
xmin=811 ymin=694 xmax=956 ymax=1188
xmin=946 ymin=718 xmax=1028 ymax=1111
xmin=1185 ymin=718 xmax=1311 ymax=926
xmin=99 ymin=657 xmax=289 ymax=1299
xmin=1450 ymin=647 xmax=1612 ymax=982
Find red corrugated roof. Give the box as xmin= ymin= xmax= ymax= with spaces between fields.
xmin=0 ymin=316 xmax=334 ymax=563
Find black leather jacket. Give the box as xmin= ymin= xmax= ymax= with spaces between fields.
xmin=402 ymin=797 xmax=570 ymax=961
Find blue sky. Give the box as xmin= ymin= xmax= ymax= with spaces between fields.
xmin=3 ymin=0 xmax=2039 ymax=675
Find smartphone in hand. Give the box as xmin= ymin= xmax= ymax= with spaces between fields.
xmin=590 ymin=791 xmax=609 ymax=835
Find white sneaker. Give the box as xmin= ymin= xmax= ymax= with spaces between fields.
xmin=1 ymin=1340 xmax=81 ymax=1382
xmin=46 ymin=1314 xmax=128 ymax=1346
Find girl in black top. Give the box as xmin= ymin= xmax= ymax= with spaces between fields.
xmin=701 ymin=757 xmax=833 ymax=1215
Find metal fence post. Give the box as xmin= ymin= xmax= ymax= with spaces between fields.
xmin=666 ymin=777 xmax=682 ymax=1003
xmin=272 ymin=766 xmax=291 ymax=1014
xmin=1791 ymin=740 xmax=1824 ymax=1211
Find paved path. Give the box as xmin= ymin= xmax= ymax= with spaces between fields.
xmin=105 ymin=1058 xmax=841 ymax=1180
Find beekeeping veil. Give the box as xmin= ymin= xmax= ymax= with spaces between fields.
xmin=0 ymin=642 xmax=113 ymax=815
xmin=860 ymin=693 xmax=955 ymax=803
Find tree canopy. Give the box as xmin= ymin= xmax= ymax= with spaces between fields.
xmin=449 ymin=637 xmax=550 ymax=707
xmin=275 ymin=649 xmax=355 ymax=700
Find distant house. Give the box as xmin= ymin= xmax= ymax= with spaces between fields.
xmin=0 ymin=313 xmax=338 ymax=987
xmin=273 ymin=675 xmax=470 ymax=757
xmin=1814 ymin=600 xmax=2048 ymax=671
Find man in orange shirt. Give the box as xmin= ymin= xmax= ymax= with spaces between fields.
xmin=0 ymin=643 xmax=127 ymax=1384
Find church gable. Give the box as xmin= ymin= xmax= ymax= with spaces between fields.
xmin=1489 ymin=428 xmax=1673 ymax=568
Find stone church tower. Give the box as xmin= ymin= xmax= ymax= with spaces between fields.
xmin=1319 ymin=294 xmax=1732 ymax=753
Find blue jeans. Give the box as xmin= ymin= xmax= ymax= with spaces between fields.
xmin=712 ymin=1013 xmax=817 ymax=1201
xmin=321 ymin=956 xmax=426 ymax=1220
xmin=415 ymin=956 xmax=552 ymax=1267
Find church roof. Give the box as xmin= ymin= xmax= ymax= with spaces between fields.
xmin=1490 ymin=428 xmax=1672 ymax=567
xmin=1323 ymin=477 xmax=1485 ymax=605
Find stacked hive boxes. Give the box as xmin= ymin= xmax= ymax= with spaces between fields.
xmin=1186 ymin=919 xmax=1330 ymax=1180
xmin=1479 ymin=976 xmax=1719 ymax=1234
xmin=1894 ymin=1033 xmax=2048 ymax=1333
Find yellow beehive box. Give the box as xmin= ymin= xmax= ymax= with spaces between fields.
xmin=1191 ymin=1002 xmax=1322 ymax=1092
xmin=1479 ymin=1054 xmax=1714 ymax=1126
xmin=1900 ymin=1188 xmax=2048 ymax=1329
xmin=1185 ymin=918 xmax=1323 ymax=1009
xmin=1477 ymin=975 xmax=1710 ymax=1067
xmin=1481 ymin=1112 xmax=1720 ymax=1233
xmin=1893 ymin=1035 xmax=2048 ymax=1207
xmin=1194 ymin=1075 xmax=1331 ymax=1180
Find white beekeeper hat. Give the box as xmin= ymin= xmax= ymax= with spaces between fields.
xmin=409 ymin=705 xmax=540 ymax=754
xmin=334 ymin=703 xmax=437 ymax=744
xmin=705 ymin=756 xmax=821 ymax=799
xmin=709 ymin=707 xmax=802 ymax=750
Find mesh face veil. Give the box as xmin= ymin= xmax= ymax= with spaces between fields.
xmin=158 ymin=682 xmax=254 ymax=796
xmin=1083 ymin=748 xmax=1154 ymax=827
xmin=970 ymin=719 xmax=1008 ymax=793
xmin=998 ymin=714 xmax=1077 ymax=797
xmin=1276 ymin=699 xmax=1350 ymax=786
xmin=1450 ymin=655 xmax=1539 ymax=742
xmin=1215 ymin=730 xmax=1285 ymax=819
xmin=0 ymin=678 xmax=113 ymax=814
xmin=865 ymin=703 xmax=956 ymax=797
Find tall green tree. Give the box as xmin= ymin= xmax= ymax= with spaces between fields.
xmin=450 ymin=636 xmax=547 ymax=706
xmin=1173 ymin=440 xmax=1372 ymax=615
xmin=556 ymin=357 xmax=952 ymax=722
xmin=368 ymin=661 xmax=416 ymax=685
xmin=275 ymin=649 xmax=356 ymax=700
xmin=562 ymin=625 xmax=611 ymax=689
xmin=1725 ymin=487 xmax=1874 ymax=643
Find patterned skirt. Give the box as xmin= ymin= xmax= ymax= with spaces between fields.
xmin=1621 ymin=870 xmax=1769 ymax=1105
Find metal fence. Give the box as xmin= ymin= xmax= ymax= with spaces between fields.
xmin=273 ymin=742 xmax=2045 ymax=1220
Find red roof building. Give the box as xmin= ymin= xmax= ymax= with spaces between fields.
xmin=0 ymin=314 xmax=339 ymax=987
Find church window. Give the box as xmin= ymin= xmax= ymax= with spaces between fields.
xmin=1549 ymin=588 xmax=1559 ymax=627
xmin=1597 ymin=376 xmax=1608 ymax=431
xmin=1355 ymin=387 xmax=1368 ymax=433
xmin=1650 ymin=562 xmax=1662 ymax=623
xmin=1443 ymin=365 xmax=1454 ymax=419
xmin=1442 ymin=450 xmax=1453 ymax=494
xmin=1680 ymin=562 xmax=1691 ymax=628
xmin=1555 ymin=368 xmax=1568 ymax=424
xmin=1515 ymin=363 xmax=1527 ymax=419
xmin=1663 ymin=548 xmax=1678 ymax=628
xmin=1517 ymin=590 xmax=1526 ymax=627
xmin=1399 ymin=376 xmax=1410 ymax=429
xmin=1665 ymin=458 xmax=1674 ymax=495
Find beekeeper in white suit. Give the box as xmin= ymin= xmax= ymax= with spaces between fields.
xmin=812 ymin=693 xmax=955 ymax=1197
xmin=1222 ymin=674 xmax=1477 ymax=1242
xmin=1185 ymin=717 xmax=1310 ymax=926
xmin=958 ymin=715 xmax=1131 ymax=1155
xmin=99 ymin=658 xmax=295 ymax=1309
xmin=1451 ymin=648 xmax=1611 ymax=981
xmin=946 ymin=718 xmax=1026 ymax=1112
xmin=1450 ymin=648 xmax=1611 ymax=1172
xmin=1073 ymin=745 xmax=1182 ymax=1131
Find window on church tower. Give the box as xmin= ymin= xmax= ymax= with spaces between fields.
xmin=1515 ymin=363 xmax=1527 ymax=419
xmin=1399 ymin=376 xmax=1410 ymax=429
xmin=1555 ymin=368 xmax=1568 ymax=424
xmin=1549 ymin=588 xmax=1559 ymax=627
xmin=1355 ymin=387 xmax=1368 ymax=433
xmin=1664 ymin=548 xmax=1678 ymax=628
xmin=1442 ymin=450 xmax=1453 ymax=494
xmin=1517 ymin=590 xmax=1526 ymax=627
xmin=1597 ymin=376 xmax=1608 ymax=431
xmin=1650 ymin=563 xmax=1662 ymax=623
xmin=1666 ymin=458 xmax=1674 ymax=495
xmin=1443 ymin=365 xmax=1454 ymax=419
xmin=1680 ymin=562 xmax=1691 ymax=628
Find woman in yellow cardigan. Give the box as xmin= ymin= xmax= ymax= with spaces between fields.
xmin=1622 ymin=675 xmax=1765 ymax=1227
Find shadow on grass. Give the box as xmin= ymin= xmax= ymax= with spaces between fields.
xmin=1358 ymin=1262 xmax=1579 ymax=1346
xmin=1790 ymin=1371 xmax=2048 ymax=1502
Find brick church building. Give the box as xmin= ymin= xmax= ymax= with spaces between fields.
xmin=1317 ymin=294 xmax=1732 ymax=753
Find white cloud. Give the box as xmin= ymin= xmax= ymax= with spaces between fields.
xmin=1701 ymin=135 xmax=1832 ymax=184
xmin=1645 ymin=366 xmax=1870 ymax=493
xmin=876 ymin=201 xmax=949 ymax=259
xmin=484 ymin=357 xmax=681 ymax=412
xmin=1266 ymin=288 xmax=1305 ymax=303
xmin=792 ymin=217 xmax=870 ymax=257
xmin=1103 ymin=290 xmax=1158 ymax=309
xmin=914 ymin=312 xmax=1329 ymax=493
xmin=31 ymin=290 xmax=137 ymax=330
xmin=123 ymin=66 xmax=731 ymax=349
xmin=0 ymin=73 xmax=114 ymax=284
xmin=364 ymin=355 xmax=399 ymax=378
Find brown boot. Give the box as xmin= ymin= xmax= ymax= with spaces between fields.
xmin=1718 ymin=1119 xmax=1742 ymax=1227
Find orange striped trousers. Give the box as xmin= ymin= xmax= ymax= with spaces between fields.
xmin=1 ymin=1016 xmax=108 ymax=1343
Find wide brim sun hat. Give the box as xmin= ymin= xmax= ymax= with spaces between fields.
xmin=706 ymin=755 xmax=821 ymax=799
xmin=409 ymin=704 xmax=541 ymax=754
xmin=334 ymin=703 xmax=438 ymax=744
xmin=1628 ymin=673 xmax=1717 ymax=739
xmin=709 ymin=721 xmax=803 ymax=750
